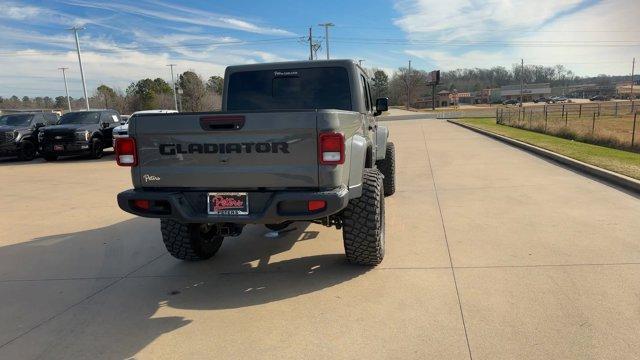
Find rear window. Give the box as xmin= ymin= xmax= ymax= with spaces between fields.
xmin=227 ymin=67 xmax=352 ymax=111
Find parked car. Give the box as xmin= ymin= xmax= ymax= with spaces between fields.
xmin=0 ymin=112 xmax=58 ymax=160
xmin=116 ymin=60 xmax=395 ymax=266
xmin=589 ymin=95 xmax=609 ymax=101
xmin=502 ymin=99 xmax=519 ymax=105
xmin=38 ymin=109 xmax=121 ymax=161
xmin=112 ymin=110 xmax=178 ymax=147
xmin=533 ymin=97 xmax=553 ymax=104
xmin=551 ymin=96 xmax=568 ymax=103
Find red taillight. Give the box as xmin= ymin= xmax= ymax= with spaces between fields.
xmin=308 ymin=200 xmax=326 ymax=212
xmin=133 ymin=199 xmax=150 ymax=210
xmin=115 ymin=138 xmax=137 ymax=166
xmin=318 ymin=132 xmax=344 ymax=165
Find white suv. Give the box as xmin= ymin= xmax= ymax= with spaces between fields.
xmin=112 ymin=110 xmax=178 ymax=146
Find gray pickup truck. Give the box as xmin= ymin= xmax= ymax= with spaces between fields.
xmin=116 ymin=60 xmax=395 ymax=266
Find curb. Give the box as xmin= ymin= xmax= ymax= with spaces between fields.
xmin=447 ymin=120 xmax=640 ymax=194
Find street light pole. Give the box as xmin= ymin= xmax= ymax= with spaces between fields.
xmin=406 ymin=60 xmax=411 ymax=110
xmin=167 ymin=64 xmax=178 ymax=111
xmin=520 ymin=58 xmax=524 ymax=107
xmin=69 ymin=26 xmax=89 ymax=110
xmin=630 ymin=57 xmax=636 ymax=100
xmin=318 ymin=23 xmax=334 ymax=60
xmin=58 ymin=67 xmax=71 ymax=112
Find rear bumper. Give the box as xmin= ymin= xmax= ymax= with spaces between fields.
xmin=117 ymin=186 xmax=349 ymax=224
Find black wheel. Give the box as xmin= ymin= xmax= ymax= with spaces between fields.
xmin=265 ymin=222 xmax=293 ymax=231
xmin=160 ymin=220 xmax=224 ymax=261
xmin=375 ymin=142 xmax=396 ymax=196
xmin=341 ymin=168 xmax=385 ymax=266
xmin=17 ymin=140 xmax=37 ymax=161
xmin=91 ymin=138 xmax=103 ymax=159
xmin=43 ymin=153 xmax=58 ymax=161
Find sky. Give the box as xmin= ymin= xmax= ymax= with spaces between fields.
xmin=0 ymin=0 xmax=639 ymax=97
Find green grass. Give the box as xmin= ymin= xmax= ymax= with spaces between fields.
xmin=457 ymin=118 xmax=640 ymax=180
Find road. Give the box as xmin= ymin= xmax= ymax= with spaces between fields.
xmin=1 ymin=120 xmax=639 ymax=359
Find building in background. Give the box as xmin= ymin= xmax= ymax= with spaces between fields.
xmin=566 ymin=83 xmax=616 ymax=98
xmin=500 ymin=83 xmax=551 ymax=102
xmin=616 ymin=82 xmax=640 ymax=99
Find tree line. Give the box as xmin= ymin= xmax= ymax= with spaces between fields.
xmin=0 ymin=70 xmax=224 ymax=114
xmin=371 ymin=64 xmax=631 ymax=106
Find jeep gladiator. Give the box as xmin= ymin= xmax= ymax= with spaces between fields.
xmin=116 ymin=60 xmax=396 ymax=266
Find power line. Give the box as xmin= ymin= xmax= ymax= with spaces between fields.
xmin=318 ymin=23 xmax=334 ymax=60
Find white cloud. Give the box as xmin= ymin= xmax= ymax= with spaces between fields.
xmin=63 ymin=0 xmax=295 ymax=36
xmin=0 ymin=2 xmax=43 ymax=20
xmin=394 ymin=0 xmax=582 ymax=41
xmin=395 ymin=0 xmax=640 ymax=75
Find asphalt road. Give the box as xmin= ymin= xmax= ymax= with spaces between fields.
xmin=1 ymin=120 xmax=639 ymax=359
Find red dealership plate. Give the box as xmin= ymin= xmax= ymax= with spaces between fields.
xmin=208 ymin=192 xmax=249 ymax=215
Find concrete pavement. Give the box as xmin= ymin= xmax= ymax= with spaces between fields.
xmin=1 ymin=120 xmax=639 ymax=359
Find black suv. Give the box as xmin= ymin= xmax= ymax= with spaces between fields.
xmin=0 ymin=112 xmax=59 ymax=161
xmin=39 ymin=110 xmax=121 ymax=161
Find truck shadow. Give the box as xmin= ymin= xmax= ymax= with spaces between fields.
xmin=0 ymin=218 xmax=368 ymax=358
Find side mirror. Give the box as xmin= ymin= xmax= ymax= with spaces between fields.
xmin=34 ymin=122 xmax=45 ymax=128
xmin=374 ymin=97 xmax=389 ymax=116
xmin=101 ymin=122 xmax=110 ymax=129
xmin=120 ymin=121 xmax=126 ymax=125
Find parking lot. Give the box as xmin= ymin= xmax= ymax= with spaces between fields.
xmin=1 ymin=119 xmax=639 ymax=359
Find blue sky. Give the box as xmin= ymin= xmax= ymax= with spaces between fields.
xmin=0 ymin=0 xmax=638 ymax=97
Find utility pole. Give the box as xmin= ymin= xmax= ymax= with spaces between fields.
xmin=166 ymin=64 xmax=178 ymax=111
xmin=318 ymin=23 xmax=334 ymax=60
xmin=69 ymin=26 xmax=89 ymax=110
xmin=308 ymin=27 xmax=313 ymax=60
xmin=406 ymin=60 xmax=412 ymax=110
xmin=520 ymin=58 xmax=524 ymax=107
xmin=631 ymin=57 xmax=636 ymax=100
xmin=58 ymin=67 xmax=71 ymax=112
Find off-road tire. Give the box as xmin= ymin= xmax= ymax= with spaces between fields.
xmin=376 ymin=141 xmax=396 ymax=196
xmin=43 ymin=153 xmax=58 ymax=161
xmin=160 ymin=220 xmax=224 ymax=261
xmin=91 ymin=138 xmax=104 ymax=159
xmin=17 ymin=140 xmax=37 ymax=161
xmin=341 ymin=168 xmax=385 ymax=266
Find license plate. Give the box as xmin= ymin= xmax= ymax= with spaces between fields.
xmin=53 ymin=144 xmax=64 ymax=151
xmin=208 ymin=192 xmax=249 ymax=215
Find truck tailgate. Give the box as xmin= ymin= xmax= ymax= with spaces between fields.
xmin=131 ymin=112 xmax=318 ymax=189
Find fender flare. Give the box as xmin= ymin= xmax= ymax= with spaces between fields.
xmin=348 ymin=134 xmax=368 ymax=198
xmin=375 ymin=125 xmax=389 ymax=160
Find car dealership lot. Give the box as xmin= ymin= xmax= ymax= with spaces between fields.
xmin=1 ymin=119 xmax=639 ymax=359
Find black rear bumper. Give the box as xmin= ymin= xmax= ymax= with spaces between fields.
xmin=117 ymin=186 xmax=349 ymax=224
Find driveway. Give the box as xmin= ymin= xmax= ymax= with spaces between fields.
xmin=1 ymin=120 xmax=639 ymax=359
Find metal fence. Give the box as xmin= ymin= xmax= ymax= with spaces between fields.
xmin=496 ymin=101 xmax=639 ymax=150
